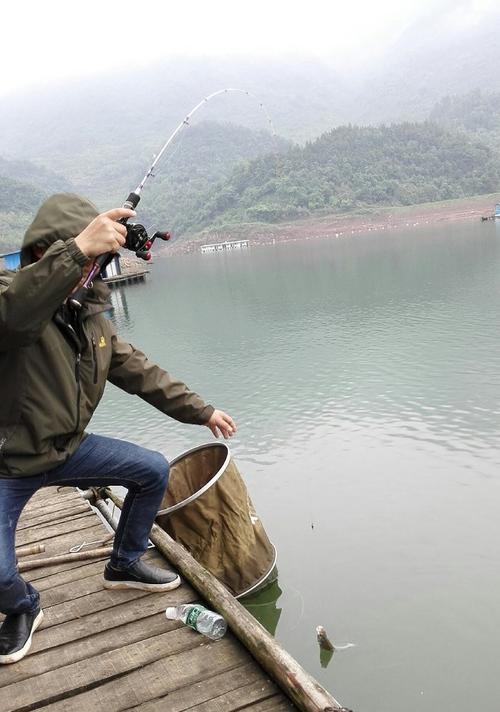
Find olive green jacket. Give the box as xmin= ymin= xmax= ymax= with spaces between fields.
xmin=0 ymin=194 xmax=213 ymax=478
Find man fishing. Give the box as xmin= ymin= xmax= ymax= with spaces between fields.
xmin=0 ymin=193 xmax=236 ymax=664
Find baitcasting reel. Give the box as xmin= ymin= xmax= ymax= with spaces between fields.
xmin=123 ymin=221 xmax=171 ymax=261
xmin=69 ymin=192 xmax=171 ymax=310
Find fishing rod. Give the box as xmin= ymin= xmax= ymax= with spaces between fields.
xmin=69 ymin=88 xmax=275 ymax=310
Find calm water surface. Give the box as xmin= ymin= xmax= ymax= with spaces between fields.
xmin=92 ymin=220 xmax=500 ymax=712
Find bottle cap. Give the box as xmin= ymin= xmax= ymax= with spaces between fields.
xmin=165 ymin=607 xmax=177 ymax=619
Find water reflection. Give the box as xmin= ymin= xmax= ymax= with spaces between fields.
xmin=91 ymin=221 xmax=500 ymax=711
xmin=242 ymin=577 xmax=283 ymax=636
xmin=108 ymin=287 xmax=133 ymax=330
xmin=320 ymin=647 xmax=334 ymax=669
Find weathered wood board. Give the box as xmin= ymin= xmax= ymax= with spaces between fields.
xmin=2 ymin=488 xmax=296 ymax=712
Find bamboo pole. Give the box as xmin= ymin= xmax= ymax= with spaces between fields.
xmin=18 ymin=547 xmax=114 ymax=572
xmin=16 ymin=544 xmax=46 ymax=558
xmin=93 ymin=489 xmax=350 ymax=712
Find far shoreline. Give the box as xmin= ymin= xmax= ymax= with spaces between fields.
xmin=165 ymin=192 xmax=500 ymax=255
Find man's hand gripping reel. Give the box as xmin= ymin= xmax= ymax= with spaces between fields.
xmin=69 ymin=192 xmax=170 ymax=310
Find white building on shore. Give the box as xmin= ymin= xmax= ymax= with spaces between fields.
xmin=200 ymin=239 xmax=249 ymax=254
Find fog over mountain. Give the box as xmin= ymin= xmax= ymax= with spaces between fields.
xmin=0 ymin=4 xmax=499 ymax=249
xmin=356 ymin=6 xmax=500 ymax=123
xmin=0 ymin=6 xmax=498 ymax=167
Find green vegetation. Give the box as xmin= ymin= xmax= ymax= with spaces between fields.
xmin=137 ymin=121 xmax=290 ymax=235
xmin=430 ymin=89 xmax=500 ymax=134
xmin=0 ymin=177 xmax=44 ymax=252
xmin=0 ymin=159 xmax=72 ymax=252
xmin=172 ymin=122 xmax=500 ymax=236
xmin=430 ymin=89 xmax=500 ymax=158
xmin=4 ymin=89 xmax=500 ymax=249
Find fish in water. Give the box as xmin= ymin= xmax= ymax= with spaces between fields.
xmin=316 ymin=626 xmax=357 ymax=652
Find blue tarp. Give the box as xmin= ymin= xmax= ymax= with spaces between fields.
xmin=0 ymin=251 xmax=21 ymax=270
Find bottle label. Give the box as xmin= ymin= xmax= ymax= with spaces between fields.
xmin=186 ymin=605 xmax=205 ymax=630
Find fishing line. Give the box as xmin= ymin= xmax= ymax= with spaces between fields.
xmin=135 ymin=88 xmax=277 ymax=196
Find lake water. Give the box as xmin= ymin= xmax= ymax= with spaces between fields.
xmin=91 ymin=219 xmax=500 ymax=712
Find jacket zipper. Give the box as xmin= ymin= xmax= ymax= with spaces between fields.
xmin=91 ymin=335 xmax=98 ymax=384
xmin=75 ymin=352 xmax=82 ymax=434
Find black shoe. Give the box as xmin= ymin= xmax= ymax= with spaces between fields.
xmin=0 ymin=608 xmax=44 ymax=665
xmin=103 ymin=558 xmax=181 ymax=592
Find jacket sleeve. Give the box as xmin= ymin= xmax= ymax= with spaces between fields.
xmin=107 ymin=328 xmax=214 ymax=425
xmin=0 ymin=239 xmax=88 ymax=351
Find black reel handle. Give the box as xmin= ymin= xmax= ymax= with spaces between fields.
xmin=68 ymin=193 xmax=141 ymax=310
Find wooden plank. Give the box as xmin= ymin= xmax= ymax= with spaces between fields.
xmin=19 ymin=497 xmax=85 ymax=520
xmin=22 ymin=490 xmax=82 ymax=509
xmin=23 ymin=524 xmax=109 ymax=578
xmin=37 ymin=571 xmax=111 ymax=609
xmin=0 ymin=591 xmax=197 ymax=688
xmin=25 ymin=490 xmax=81 ymax=508
xmin=39 ymin=582 xmax=150 ymax=629
xmin=34 ymin=558 xmax=117 ymax=592
xmin=17 ymin=510 xmax=93 ymax=534
xmin=18 ymin=504 xmax=91 ymax=529
xmin=127 ymin=664 xmax=280 ymax=712
xmin=30 ymin=547 xmax=162 ymax=591
xmin=35 ymin=485 xmax=79 ymax=498
xmin=4 ymin=628 xmax=242 ymax=711
xmin=26 ymin=555 xmax=108 ymax=583
xmin=28 ymin=636 xmax=249 ymax=712
xmin=186 ymin=688 xmax=287 ymax=712
xmin=16 ymin=515 xmax=98 ymax=547
xmin=36 ymin=550 xmax=183 ymax=610
xmin=0 ymin=526 xmax=112 ymax=625
xmin=1 ymin=490 xmax=306 ymax=712
xmin=104 ymin=494 xmax=344 ymax=712
xmin=244 ymin=698 xmax=297 ymax=711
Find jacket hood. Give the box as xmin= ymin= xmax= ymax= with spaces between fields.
xmin=21 ymin=193 xmax=99 ymax=267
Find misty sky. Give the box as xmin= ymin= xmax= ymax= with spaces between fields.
xmin=1 ymin=0 xmax=496 ymax=97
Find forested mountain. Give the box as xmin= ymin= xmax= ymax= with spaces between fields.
xmin=356 ymin=9 xmax=500 ymax=124
xmin=3 ymin=117 xmax=499 ymax=249
xmin=1 ymin=7 xmax=499 ymax=190
xmin=429 ymin=89 xmax=500 ymax=156
xmin=0 ymin=158 xmax=72 ymax=251
xmin=2 ymin=6 xmax=500 ymax=249
xmin=172 ymin=122 xmax=500 ymax=235
xmin=0 ymin=58 xmax=352 ymax=187
xmin=430 ymin=90 xmax=500 ymax=133
xmin=0 ymin=121 xmax=289 ymax=251
xmin=136 ymin=121 xmax=290 ymax=234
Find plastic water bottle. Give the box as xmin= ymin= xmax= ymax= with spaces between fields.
xmin=165 ymin=604 xmax=227 ymax=640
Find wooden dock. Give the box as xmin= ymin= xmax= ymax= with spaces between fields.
xmin=2 ymin=487 xmax=303 ymax=711
xmin=103 ymin=270 xmax=149 ymax=287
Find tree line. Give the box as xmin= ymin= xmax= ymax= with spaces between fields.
xmin=3 ymin=89 xmax=500 ymax=250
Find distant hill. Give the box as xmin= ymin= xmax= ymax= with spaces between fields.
xmin=0 ymin=9 xmax=499 ymax=184
xmin=429 ymin=89 xmax=500 ymax=154
xmin=0 ymin=156 xmax=72 ymax=196
xmin=355 ymin=9 xmax=500 ymax=124
xmin=2 ymin=7 xmax=500 ymax=249
xmin=172 ymin=122 xmax=500 ymax=236
xmin=0 ymin=58 xmax=351 ymax=201
xmin=0 ymin=157 xmax=72 ymax=252
xmin=137 ymin=121 xmax=291 ymax=234
xmin=0 ymin=121 xmax=289 ymax=251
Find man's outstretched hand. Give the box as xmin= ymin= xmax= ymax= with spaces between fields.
xmin=206 ymin=410 xmax=237 ymax=439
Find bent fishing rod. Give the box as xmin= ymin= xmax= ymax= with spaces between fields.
xmin=69 ymin=88 xmax=275 ymax=310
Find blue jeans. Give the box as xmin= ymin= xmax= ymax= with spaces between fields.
xmin=0 ymin=434 xmax=169 ymax=616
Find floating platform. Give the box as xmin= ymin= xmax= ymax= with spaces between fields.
xmin=102 ymin=269 xmax=149 ymax=286
xmin=4 ymin=488 xmax=348 ymax=712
